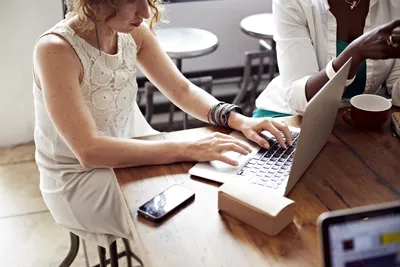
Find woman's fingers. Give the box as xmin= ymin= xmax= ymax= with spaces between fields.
xmin=272 ymin=120 xmax=293 ymax=146
xmin=383 ymin=19 xmax=400 ymax=32
xmin=230 ymin=139 xmax=252 ymax=153
xmin=211 ymin=132 xmax=235 ymax=140
xmin=212 ymin=133 xmax=252 ymax=153
xmin=391 ymin=34 xmax=400 ymax=45
xmin=246 ymin=130 xmax=270 ymax=149
xmin=264 ymin=122 xmax=287 ymax=148
xmin=216 ymin=154 xmax=239 ymax=166
xmin=218 ymin=143 xmax=250 ymax=155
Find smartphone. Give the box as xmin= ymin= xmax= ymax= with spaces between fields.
xmin=137 ymin=184 xmax=195 ymax=222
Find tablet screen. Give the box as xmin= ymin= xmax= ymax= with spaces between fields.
xmin=327 ymin=214 xmax=400 ymax=267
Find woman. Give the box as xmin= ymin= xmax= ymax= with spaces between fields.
xmin=254 ymin=0 xmax=400 ymax=118
xmin=32 ymin=0 xmax=292 ymax=248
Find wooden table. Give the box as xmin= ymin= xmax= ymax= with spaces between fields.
xmin=115 ymin=108 xmax=400 ymax=267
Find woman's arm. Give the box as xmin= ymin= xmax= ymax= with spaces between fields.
xmin=33 ymin=34 xmax=250 ymax=169
xmin=272 ymin=0 xmax=363 ymax=113
xmin=133 ymin=23 xmax=218 ymax=123
xmin=133 ymin=23 xmax=291 ymax=148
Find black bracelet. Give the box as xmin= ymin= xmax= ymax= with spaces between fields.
xmin=216 ymin=103 xmax=231 ymax=126
xmin=209 ymin=102 xmax=224 ymax=125
xmin=221 ymin=105 xmax=243 ymax=128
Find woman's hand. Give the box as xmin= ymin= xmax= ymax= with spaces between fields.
xmin=332 ymin=19 xmax=400 ymax=85
xmin=228 ymin=112 xmax=292 ymax=149
xmin=351 ymin=19 xmax=400 ymax=62
xmin=184 ymin=132 xmax=252 ymax=166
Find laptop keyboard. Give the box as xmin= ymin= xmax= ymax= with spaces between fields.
xmin=237 ymin=131 xmax=300 ymax=190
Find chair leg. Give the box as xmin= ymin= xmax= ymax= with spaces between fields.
xmin=144 ymin=84 xmax=154 ymax=123
xmin=123 ymin=239 xmax=144 ymax=267
xmin=109 ymin=241 xmax=119 ymax=267
xmin=97 ymin=246 xmax=107 ymax=267
xmin=168 ymin=102 xmax=175 ymax=131
xmin=122 ymin=239 xmax=132 ymax=267
xmin=60 ymin=232 xmax=80 ymax=267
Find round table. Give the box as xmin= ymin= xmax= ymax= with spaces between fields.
xmin=237 ymin=13 xmax=277 ymax=108
xmin=240 ymin=13 xmax=275 ymax=39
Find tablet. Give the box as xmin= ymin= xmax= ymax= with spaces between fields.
xmin=317 ymin=201 xmax=400 ymax=267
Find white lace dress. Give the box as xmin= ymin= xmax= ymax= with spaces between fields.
xmin=33 ymin=20 xmax=158 ymax=247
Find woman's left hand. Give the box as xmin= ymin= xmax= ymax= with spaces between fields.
xmin=228 ymin=112 xmax=292 ymax=149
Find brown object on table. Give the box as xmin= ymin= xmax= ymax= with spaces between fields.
xmin=392 ymin=112 xmax=400 ymax=137
xmin=393 ymin=112 xmax=400 ymax=122
xmin=344 ymin=95 xmax=392 ymax=129
xmin=218 ymin=180 xmax=295 ymax=236
xmin=115 ymin=108 xmax=400 ymax=267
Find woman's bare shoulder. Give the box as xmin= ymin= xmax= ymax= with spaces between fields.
xmin=33 ymin=33 xmax=82 ymax=87
xmin=34 ymin=33 xmax=77 ymax=60
xmin=130 ymin=22 xmax=153 ymax=52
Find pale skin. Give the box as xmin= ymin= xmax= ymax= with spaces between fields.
xmin=33 ymin=0 xmax=292 ymax=169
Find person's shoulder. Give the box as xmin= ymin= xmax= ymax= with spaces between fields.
xmin=130 ymin=22 xmax=151 ymax=39
xmin=129 ymin=22 xmax=153 ymax=51
xmin=34 ymin=33 xmax=76 ymax=60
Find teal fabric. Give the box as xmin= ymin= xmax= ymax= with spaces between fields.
xmin=252 ymin=109 xmax=291 ymax=118
xmin=253 ymin=40 xmax=367 ymax=118
xmin=337 ymin=40 xmax=366 ymax=99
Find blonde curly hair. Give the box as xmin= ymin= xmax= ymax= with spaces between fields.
xmin=64 ymin=0 xmax=163 ymax=32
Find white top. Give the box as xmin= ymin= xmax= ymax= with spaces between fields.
xmin=255 ymin=0 xmax=400 ymax=115
xmin=34 ymin=21 xmax=157 ymax=180
xmin=33 ymin=20 xmax=159 ymax=246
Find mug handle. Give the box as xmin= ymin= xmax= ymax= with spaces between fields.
xmin=341 ymin=109 xmax=354 ymax=126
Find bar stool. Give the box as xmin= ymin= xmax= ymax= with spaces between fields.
xmin=60 ymin=232 xmax=143 ymax=267
xmin=155 ymin=27 xmax=218 ymax=130
xmin=234 ymin=13 xmax=276 ymax=111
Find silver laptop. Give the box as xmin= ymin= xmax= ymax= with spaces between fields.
xmin=189 ymin=58 xmax=352 ymax=196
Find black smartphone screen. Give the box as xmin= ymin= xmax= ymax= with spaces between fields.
xmin=138 ymin=184 xmax=195 ymax=221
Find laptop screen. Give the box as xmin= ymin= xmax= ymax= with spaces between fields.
xmin=327 ymin=214 xmax=400 ymax=267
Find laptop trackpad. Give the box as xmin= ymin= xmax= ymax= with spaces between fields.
xmin=211 ymin=150 xmax=250 ymax=169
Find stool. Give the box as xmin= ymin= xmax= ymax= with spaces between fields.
xmin=60 ymin=232 xmax=143 ymax=267
xmin=234 ymin=13 xmax=276 ymax=111
xmin=155 ymin=27 xmax=218 ymax=130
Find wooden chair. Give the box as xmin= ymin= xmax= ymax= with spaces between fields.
xmin=60 ymin=232 xmax=143 ymax=267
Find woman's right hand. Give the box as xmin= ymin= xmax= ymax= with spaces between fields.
xmin=352 ymin=19 xmax=400 ymax=61
xmin=184 ymin=132 xmax=252 ymax=166
xmin=332 ymin=19 xmax=400 ymax=82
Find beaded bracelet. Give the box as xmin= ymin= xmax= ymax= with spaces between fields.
xmin=221 ymin=105 xmax=243 ymax=127
xmin=216 ymin=103 xmax=231 ymax=126
xmin=208 ymin=102 xmax=224 ymax=125
xmin=207 ymin=102 xmax=243 ymax=128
